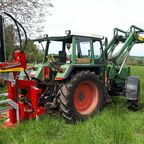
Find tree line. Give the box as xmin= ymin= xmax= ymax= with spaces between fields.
xmin=126 ymin=56 xmax=144 ymax=66
xmin=0 ymin=0 xmax=53 ymax=63
xmin=5 ymin=25 xmax=43 ymax=63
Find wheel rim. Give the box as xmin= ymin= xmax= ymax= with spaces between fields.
xmin=73 ymin=80 xmax=99 ymax=115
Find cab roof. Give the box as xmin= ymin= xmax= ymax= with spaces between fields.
xmin=33 ymin=32 xmax=104 ymax=43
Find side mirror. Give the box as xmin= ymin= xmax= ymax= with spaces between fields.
xmin=66 ymin=43 xmax=71 ymax=49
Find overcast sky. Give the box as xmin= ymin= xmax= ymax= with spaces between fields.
xmin=43 ymin=0 xmax=144 ymax=56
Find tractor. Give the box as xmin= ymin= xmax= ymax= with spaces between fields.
xmin=0 ymin=12 xmax=144 ymax=127
xmin=31 ymin=31 xmax=107 ymax=122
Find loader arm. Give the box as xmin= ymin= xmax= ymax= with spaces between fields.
xmin=106 ymin=25 xmax=144 ymax=80
xmin=105 ymin=25 xmax=144 ymax=97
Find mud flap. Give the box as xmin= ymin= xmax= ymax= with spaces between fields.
xmin=125 ymin=76 xmax=140 ymax=111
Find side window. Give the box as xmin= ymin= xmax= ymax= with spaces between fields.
xmin=93 ymin=41 xmax=101 ymax=59
xmin=76 ymin=37 xmax=91 ymax=58
xmin=80 ymin=42 xmax=91 ymax=57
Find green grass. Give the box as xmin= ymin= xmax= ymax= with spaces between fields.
xmin=0 ymin=66 xmax=144 ymax=144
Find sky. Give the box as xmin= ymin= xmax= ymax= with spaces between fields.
xmin=43 ymin=0 xmax=144 ymax=56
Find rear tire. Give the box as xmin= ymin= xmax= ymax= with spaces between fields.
xmin=58 ymin=70 xmax=105 ymax=122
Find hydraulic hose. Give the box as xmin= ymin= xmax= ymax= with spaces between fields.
xmin=4 ymin=12 xmax=27 ymax=52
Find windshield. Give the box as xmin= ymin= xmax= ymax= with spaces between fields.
xmin=48 ymin=40 xmax=72 ymax=56
xmin=48 ymin=41 xmax=63 ymax=55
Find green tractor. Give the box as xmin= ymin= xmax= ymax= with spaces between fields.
xmin=31 ymin=26 xmax=143 ymax=122
xmin=32 ymin=32 xmax=106 ymax=122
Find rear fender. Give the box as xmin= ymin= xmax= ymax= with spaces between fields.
xmin=55 ymin=64 xmax=72 ymax=80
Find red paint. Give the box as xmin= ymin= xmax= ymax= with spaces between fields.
xmin=42 ymin=66 xmax=50 ymax=81
xmin=13 ymin=51 xmax=27 ymax=70
xmin=8 ymin=81 xmax=17 ymax=124
xmin=74 ymin=81 xmax=99 ymax=115
xmin=3 ymin=121 xmax=17 ymax=128
xmin=18 ymin=102 xmax=25 ymax=120
xmin=0 ymin=51 xmax=46 ymax=128
xmin=55 ymin=77 xmax=64 ymax=80
xmin=30 ymin=86 xmax=41 ymax=112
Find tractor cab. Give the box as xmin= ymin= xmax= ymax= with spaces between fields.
xmin=42 ymin=31 xmax=105 ymax=64
xmin=32 ymin=31 xmax=106 ymax=81
xmin=67 ymin=32 xmax=105 ymax=65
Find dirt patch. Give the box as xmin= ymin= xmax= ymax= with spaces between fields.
xmin=0 ymin=112 xmax=9 ymax=119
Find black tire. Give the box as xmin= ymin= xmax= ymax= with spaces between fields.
xmin=127 ymin=100 xmax=139 ymax=111
xmin=125 ymin=76 xmax=140 ymax=111
xmin=58 ymin=70 xmax=105 ymax=122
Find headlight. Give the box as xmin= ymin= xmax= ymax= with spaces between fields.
xmin=65 ymin=30 xmax=71 ymax=35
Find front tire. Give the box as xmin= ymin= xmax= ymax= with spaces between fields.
xmin=58 ymin=70 xmax=105 ymax=122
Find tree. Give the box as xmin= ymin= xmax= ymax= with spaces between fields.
xmin=4 ymin=26 xmax=44 ymax=63
xmin=0 ymin=0 xmax=52 ymax=62
xmin=5 ymin=24 xmax=15 ymax=60
xmin=36 ymin=52 xmax=44 ymax=63
xmin=24 ymin=39 xmax=44 ymax=63
xmin=126 ymin=56 xmax=144 ymax=66
xmin=0 ymin=1 xmax=52 ymax=63
xmin=25 ymin=40 xmax=38 ymax=63
xmin=126 ymin=56 xmax=138 ymax=65
xmin=137 ymin=58 xmax=144 ymax=66
xmin=0 ymin=0 xmax=53 ymax=35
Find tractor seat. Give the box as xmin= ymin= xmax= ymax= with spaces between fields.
xmin=76 ymin=58 xmax=90 ymax=64
xmin=59 ymin=51 xmax=67 ymax=64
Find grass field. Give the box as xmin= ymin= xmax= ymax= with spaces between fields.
xmin=0 ymin=66 xmax=144 ymax=144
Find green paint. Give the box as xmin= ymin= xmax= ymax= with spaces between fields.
xmin=32 ymin=26 xmax=144 ymax=87
xmin=72 ymin=36 xmax=76 ymax=64
xmin=106 ymin=25 xmax=144 ymax=92
xmin=55 ymin=64 xmax=72 ymax=79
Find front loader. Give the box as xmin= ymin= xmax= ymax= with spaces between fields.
xmin=0 ymin=12 xmax=144 ymax=127
xmin=106 ymin=25 xmax=144 ymax=110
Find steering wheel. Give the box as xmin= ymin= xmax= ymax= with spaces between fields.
xmin=47 ymin=54 xmax=55 ymax=62
xmin=47 ymin=54 xmax=63 ymax=72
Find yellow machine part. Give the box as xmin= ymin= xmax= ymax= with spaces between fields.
xmin=0 ymin=67 xmax=24 ymax=72
xmin=137 ymin=35 xmax=144 ymax=42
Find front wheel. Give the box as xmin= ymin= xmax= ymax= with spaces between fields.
xmin=58 ymin=70 xmax=105 ymax=122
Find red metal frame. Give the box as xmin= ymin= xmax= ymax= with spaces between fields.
xmin=0 ymin=51 xmax=46 ymax=127
xmin=42 ymin=66 xmax=50 ymax=81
